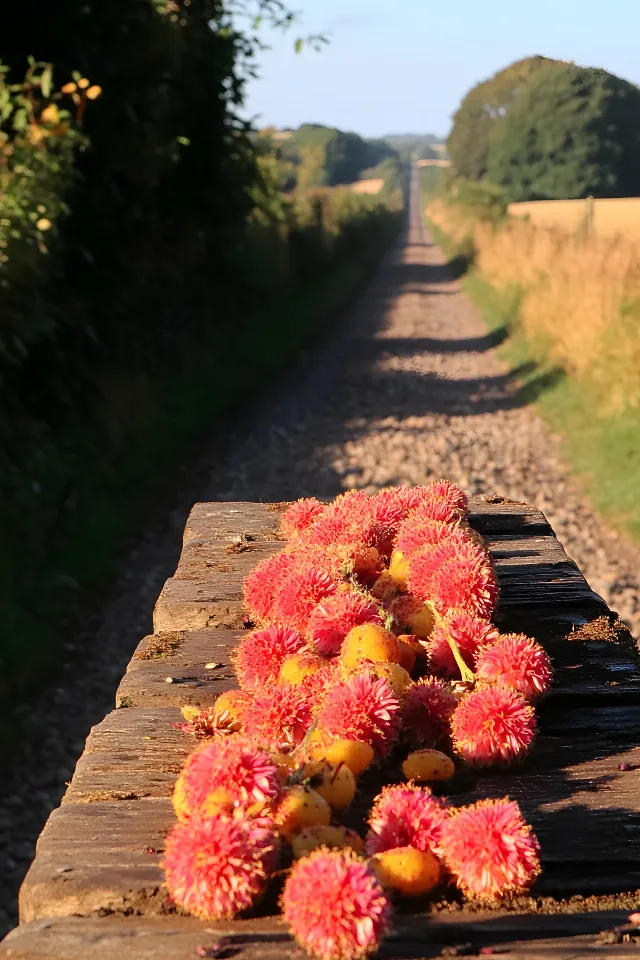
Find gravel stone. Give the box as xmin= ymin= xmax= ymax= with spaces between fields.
xmin=1 ymin=174 xmax=639 ymax=937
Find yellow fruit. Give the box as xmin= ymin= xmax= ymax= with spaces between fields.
xmin=280 ymin=650 xmax=325 ymax=685
xmin=398 ymin=634 xmax=426 ymax=659
xmin=61 ymin=81 xmax=77 ymax=94
xmin=275 ymin=785 xmax=331 ymax=839
xmin=86 ymin=84 xmax=102 ymax=100
xmin=389 ymin=595 xmax=436 ymax=640
xmin=371 ymin=846 xmax=441 ymax=896
xmin=77 ymin=77 xmax=90 ymax=89
xmin=363 ymin=662 xmax=413 ymax=696
xmin=402 ymin=749 xmax=455 ymax=782
xmin=199 ymin=787 xmax=235 ymax=818
xmin=304 ymin=761 xmax=356 ymax=811
xmin=212 ymin=690 xmax=247 ymax=732
xmin=271 ymin=751 xmax=299 ymax=776
xmin=388 ymin=549 xmax=410 ymax=588
xmin=306 ymin=737 xmax=375 ymax=777
xmin=397 ymin=639 xmax=417 ymax=673
xmin=371 ymin=570 xmax=400 ymax=601
xmin=292 ymin=825 xmax=364 ymax=858
xmin=180 ymin=704 xmax=200 ymax=723
xmin=172 ymin=769 xmax=189 ymax=821
xmin=340 ymin=623 xmax=400 ymax=670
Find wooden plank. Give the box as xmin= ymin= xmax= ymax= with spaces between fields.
xmin=116 ymin=630 xmax=240 ymax=709
xmin=174 ymin=540 xmax=281 ymax=582
xmin=152 ymin=578 xmax=250 ymax=632
xmin=3 ymin=911 xmax=639 ymax=960
xmin=182 ymin=502 xmax=285 ymax=546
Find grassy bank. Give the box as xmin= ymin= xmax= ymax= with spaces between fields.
xmin=0 ymin=207 xmax=401 ymax=753
xmin=422 ymin=189 xmax=640 ymax=548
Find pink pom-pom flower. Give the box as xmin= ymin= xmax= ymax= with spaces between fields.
xmin=233 ymin=624 xmax=305 ymax=690
xmin=440 ymin=798 xmax=541 ymax=900
xmin=178 ymin=737 xmax=280 ymax=819
xmin=401 ymin=676 xmax=458 ymax=747
xmin=365 ymin=782 xmax=449 ymax=856
xmin=408 ymin=539 xmax=498 ymax=618
xmin=243 ymin=551 xmax=301 ymax=623
xmin=451 ymin=686 xmax=536 ymax=767
xmin=272 ymin=564 xmax=338 ymax=634
xmin=425 ymin=479 xmax=468 ymax=514
xmin=407 ymin=496 xmax=465 ymax=525
xmin=164 ymin=813 xmax=277 ymax=919
xmin=475 ymin=633 xmax=553 ymax=700
xmin=243 ymin=682 xmax=313 ymax=748
xmin=394 ymin=517 xmax=466 ymax=561
xmin=280 ymin=498 xmax=326 ymax=539
xmin=427 ymin=609 xmax=500 ymax=679
xmin=315 ymin=673 xmax=400 ymax=753
xmin=309 ymin=592 xmax=383 ymax=656
xmin=281 ymin=848 xmax=392 ymax=960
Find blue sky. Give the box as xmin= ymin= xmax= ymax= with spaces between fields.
xmin=241 ymin=0 xmax=640 ymax=138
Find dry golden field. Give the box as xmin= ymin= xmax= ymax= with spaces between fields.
xmin=428 ymin=197 xmax=640 ymax=411
xmin=509 ymin=197 xmax=640 ymax=242
xmin=350 ymin=177 xmax=384 ymax=195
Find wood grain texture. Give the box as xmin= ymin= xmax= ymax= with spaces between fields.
xmin=3 ymin=911 xmax=639 ymax=960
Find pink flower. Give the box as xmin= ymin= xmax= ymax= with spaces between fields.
xmin=309 ymin=592 xmax=383 ymax=656
xmin=408 ymin=539 xmax=498 ymax=618
xmin=401 ymin=676 xmax=458 ymax=746
xmin=273 ymin=564 xmax=338 ymax=633
xmin=243 ymin=683 xmax=313 ymax=748
xmin=451 ymin=687 xmax=536 ymax=766
xmin=177 ymin=737 xmax=280 ymax=818
xmin=164 ymin=813 xmax=277 ymax=919
xmin=243 ymin=551 xmax=300 ymax=623
xmin=316 ymin=673 xmax=400 ymax=753
xmin=366 ymin=782 xmax=449 ymax=856
xmin=475 ymin=633 xmax=553 ymax=700
xmin=233 ymin=624 xmax=305 ymax=690
xmin=281 ymin=848 xmax=392 ymax=960
xmin=440 ymin=799 xmax=541 ymax=899
xmin=427 ymin=609 xmax=499 ymax=679
xmin=280 ymin=498 xmax=326 ymax=539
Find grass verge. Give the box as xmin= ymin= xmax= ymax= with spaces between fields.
xmin=425 ymin=213 xmax=640 ymax=548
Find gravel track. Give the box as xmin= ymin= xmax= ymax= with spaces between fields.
xmin=1 ymin=168 xmax=639 ymax=935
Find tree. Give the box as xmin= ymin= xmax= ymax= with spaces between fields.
xmin=486 ymin=64 xmax=640 ymax=200
xmin=448 ymin=56 xmax=556 ymax=181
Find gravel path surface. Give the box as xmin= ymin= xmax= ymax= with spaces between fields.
xmin=1 ymin=167 xmax=639 ymax=936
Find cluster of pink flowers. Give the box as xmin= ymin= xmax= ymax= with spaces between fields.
xmin=163 ymin=483 xmax=550 ymax=960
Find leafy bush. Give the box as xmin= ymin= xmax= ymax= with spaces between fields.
xmin=447 ymin=56 xmax=556 ymax=181
xmin=487 ymin=64 xmax=640 ymax=200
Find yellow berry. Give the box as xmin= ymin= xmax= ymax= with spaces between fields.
xmin=371 ymin=570 xmax=400 ymax=601
xmin=389 ymin=596 xmax=436 ymax=640
xmin=363 ymin=662 xmax=413 ymax=695
xmin=61 ymin=81 xmax=77 ymax=94
xmin=306 ymin=737 xmax=375 ymax=776
xmin=274 ymin=785 xmax=331 ymax=839
xmin=402 ymin=749 xmax=455 ymax=782
xmin=199 ymin=787 xmax=235 ymax=818
xmin=172 ymin=769 xmax=189 ymax=821
xmin=371 ymin=846 xmax=441 ymax=896
xmin=212 ymin=690 xmax=247 ymax=732
xmin=304 ymin=760 xmax=356 ymax=811
xmin=292 ymin=825 xmax=364 ymax=858
xmin=280 ymin=650 xmax=325 ymax=685
xmin=388 ymin=549 xmax=410 ymax=588
xmin=86 ymin=84 xmax=102 ymax=100
xmin=77 ymin=77 xmax=90 ymax=89
xmin=340 ymin=623 xmax=400 ymax=670
xmin=397 ymin=639 xmax=417 ymax=673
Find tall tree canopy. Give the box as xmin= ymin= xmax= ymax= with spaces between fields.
xmin=487 ymin=64 xmax=640 ymax=200
xmin=280 ymin=124 xmax=395 ymax=188
xmin=447 ymin=56 xmax=556 ymax=181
